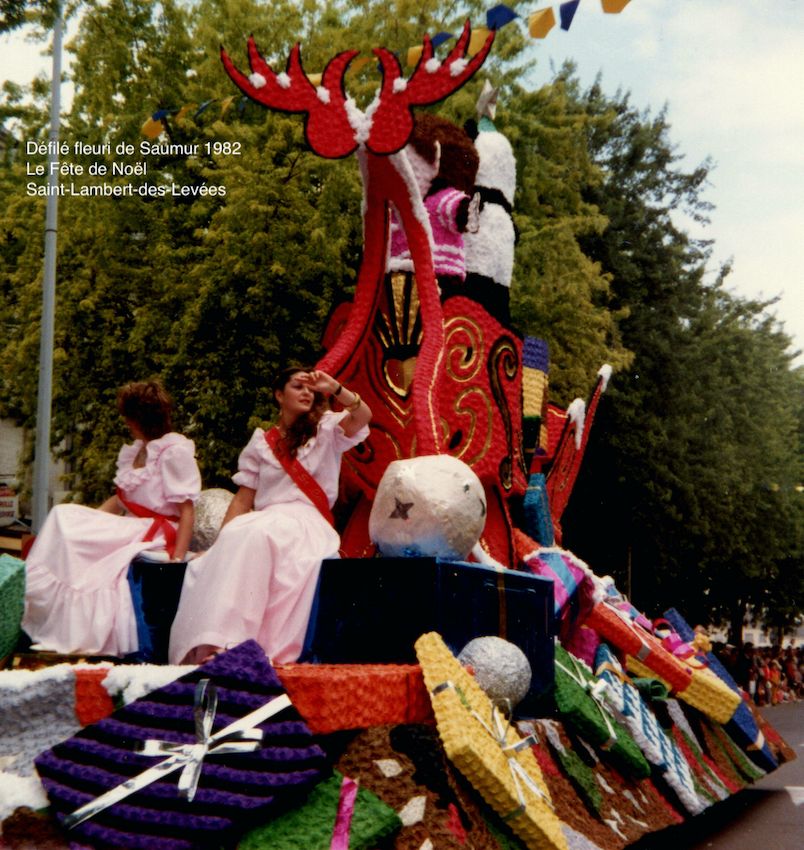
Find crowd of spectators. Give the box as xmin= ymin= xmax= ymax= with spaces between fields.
xmin=718 ymin=643 xmax=803 ymax=706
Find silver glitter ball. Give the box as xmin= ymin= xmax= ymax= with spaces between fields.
xmin=458 ymin=636 xmax=532 ymax=708
xmin=191 ymin=488 xmax=234 ymax=551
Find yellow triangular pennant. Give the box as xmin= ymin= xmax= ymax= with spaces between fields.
xmin=468 ymin=26 xmax=491 ymax=57
xmin=601 ymin=0 xmax=631 ymax=13
xmin=407 ymin=45 xmax=424 ymax=67
xmin=220 ymin=95 xmax=236 ymax=117
xmin=528 ymin=8 xmax=556 ymax=39
xmin=141 ymin=117 xmax=164 ymax=139
xmin=175 ymin=104 xmax=195 ymax=125
xmin=346 ymin=55 xmax=372 ymax=76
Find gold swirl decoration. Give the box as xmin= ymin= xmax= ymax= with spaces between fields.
xmin=489 ymin=335 xmax=522 ymax=492
xmin=440 ymin=312 xmax=493 ymax=474
xmin=444 ymin=315 xmax=483 ymax=382
xmin=445 ymin=387 xmax=494 ymax=468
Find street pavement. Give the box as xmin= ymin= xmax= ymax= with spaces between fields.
xmin=632 ymin=701 xmax=803 ymax=849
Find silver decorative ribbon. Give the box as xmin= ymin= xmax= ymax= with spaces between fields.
xmin=64 ymin=679 xmax=292 ymax=829
xmin=432 ymin=681 xmax=551 ymax=820
xmin=555 ymin=657 xmax=618 ymax=750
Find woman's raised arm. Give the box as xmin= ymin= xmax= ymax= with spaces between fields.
xmin=300 ymin=370 xmax=372 ymax=437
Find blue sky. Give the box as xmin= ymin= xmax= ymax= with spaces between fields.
xmin=529 ymin=0 xmax=804 ymax=362
xmin=2 ymin=0 xmax=802 ymax=361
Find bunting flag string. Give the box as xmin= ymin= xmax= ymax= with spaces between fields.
xmin=431 ymin=31 xmax=455 ymax=48
xmin=193 ymin=99 xmax=216 ymax=119
xmin=139 ymin=1 xmax=634 ymax=137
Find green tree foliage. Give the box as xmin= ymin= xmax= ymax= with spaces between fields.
xmin=1 ymin=0 xmax=52 ymax=33
xmin=507 ymin=77 xmax=632 ymax=402
xmin=0 ymin=0 xmax=28 ymax=31
xmin=1 ymin=0 xmax=625 ymax=501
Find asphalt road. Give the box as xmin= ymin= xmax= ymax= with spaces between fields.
xmin=632 ymin=701 xmax=803 ymax=849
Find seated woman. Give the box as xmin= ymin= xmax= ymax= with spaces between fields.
xmin=23 ymin=380 xmax=201 ymax=657
xmin=169 ymin=367 xmax=371 ymax=665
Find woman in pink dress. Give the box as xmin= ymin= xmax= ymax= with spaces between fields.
xmin=169 ymin=367 xmax=371 ymax=665
xmin=23 ymin=380 xmax=201 ymax=656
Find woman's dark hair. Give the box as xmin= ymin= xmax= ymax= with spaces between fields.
xmin=117 ymin=380 xmax=173 ymax=440
xmin=271 ymin=366 xmax=328 ymax=458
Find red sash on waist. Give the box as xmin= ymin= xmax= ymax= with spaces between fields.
xmin=116 ymin=487 xmax=179 ymax=558
xmin=264 ymin=427 xmax=335 ymax=527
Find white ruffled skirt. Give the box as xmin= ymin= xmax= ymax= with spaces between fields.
xmin=23 ymin=503 xmax=175 ymax=656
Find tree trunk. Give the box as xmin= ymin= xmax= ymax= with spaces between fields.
xmin=728 ymin=600 xmax=745 ymax=646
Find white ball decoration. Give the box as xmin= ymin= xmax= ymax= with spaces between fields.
xmin=190 ymin=488 xmax=234 ymax=551
xmin=458 ymin=636 xmax=532 ymax=708
xmin=369 ymin=455 xmax=487 ymax=560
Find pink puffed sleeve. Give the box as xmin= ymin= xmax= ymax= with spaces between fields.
xmin=160 ymin=439 xmax=202 ymax=504
xmin=318 ymin=410 xmax=370 ymax=453
xmin=116 ymin=442 xmax=139 ymax=475
xmin=231 ymin=428 xmax=266 ymax=490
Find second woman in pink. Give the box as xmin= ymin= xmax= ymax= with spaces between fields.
xmin=169 ymin=367 xmax=371 ymax=665
xmin=22 ymin=380 xmax=201 ymax=657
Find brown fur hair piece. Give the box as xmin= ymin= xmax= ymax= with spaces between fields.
xmin=408 ymin=113 xmax=479 ymax=196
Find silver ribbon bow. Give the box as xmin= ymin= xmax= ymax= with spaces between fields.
xmin=555 ymin=657 xmax=618 ymax=750
xmin=64 ymin=679 xmax=292 ymax=829
xmin=432 ymin=681 xmax=551 ymax=820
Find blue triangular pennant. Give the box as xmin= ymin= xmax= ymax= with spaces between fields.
xmin=559 ymin=0 xmax=581 ymax=31
xmin=486 ymin=4 xmax=519 ymax=31
xmin=431 ymin=31 xmax=454 ymax=49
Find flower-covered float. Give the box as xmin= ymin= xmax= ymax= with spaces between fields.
xmin=0 ymin=20 xmax=793 ymax=850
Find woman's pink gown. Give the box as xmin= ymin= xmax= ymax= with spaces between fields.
xmin=169 ymin=411 xmax=368 ymax=665
xmin=22 ymin=433 xmax=201 ymax=656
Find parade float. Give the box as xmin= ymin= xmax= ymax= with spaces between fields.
xmin=0 ymin=17 xmax=794 ymax=850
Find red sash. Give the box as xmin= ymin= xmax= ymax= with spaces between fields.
xmin=264 ymin=427 xmax=335 ymax=527
xmin=116 ymin=487 xmax=179 ymax=558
